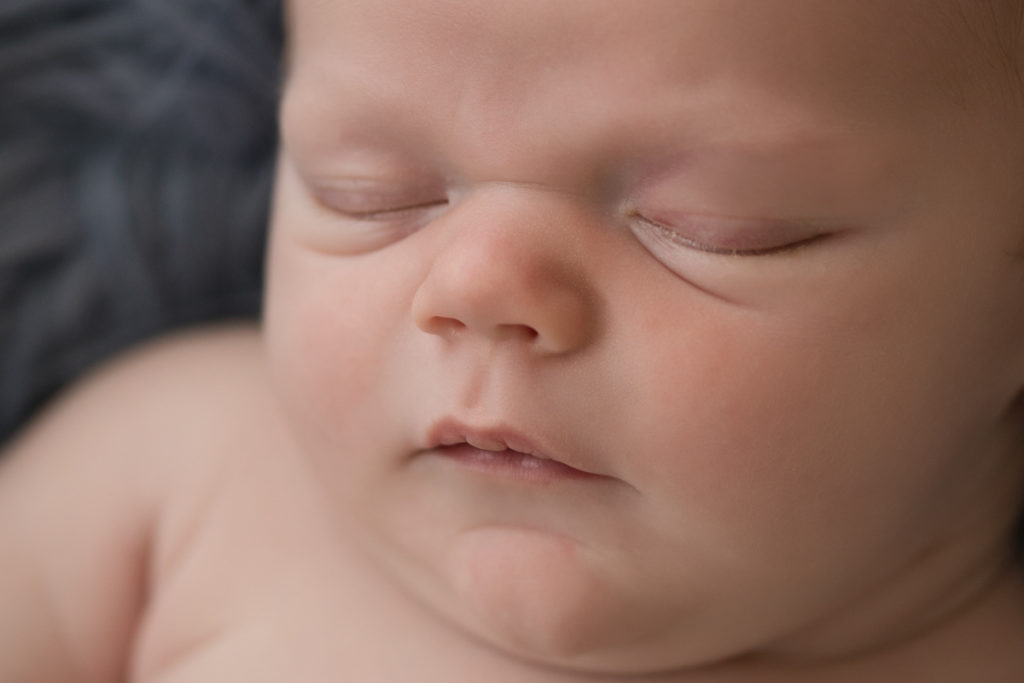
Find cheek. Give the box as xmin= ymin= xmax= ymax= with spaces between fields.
xmin=615 ymin=284 xmax=994 ymax=563
xmin=264 ymin=240 xmax=409 ymax=454
xmin=625 ymin=317 xmax=845 ymax=531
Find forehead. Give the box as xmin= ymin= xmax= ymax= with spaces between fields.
xmin=286 ymin=1 xmax=976 ymax=111
xmin=282 ymin=1 xmax=1008 ymax=185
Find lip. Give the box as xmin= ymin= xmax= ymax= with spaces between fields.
xmin=422 ymin=417 xmax=608 ymax=482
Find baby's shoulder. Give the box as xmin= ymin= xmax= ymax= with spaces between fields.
xmin=16 ymin=321 xmax=278 ymax=458
xmin=49 ymin=322 xmax=293 ymax=520
xmin=0 ymin=322 xmax=288 ymax=682
xmin=62 ymin=321 xmax=274 ymax=430
xmin=11 ymin=322 xmax=277 ymax=476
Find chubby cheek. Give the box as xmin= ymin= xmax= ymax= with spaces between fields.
xmin=263 ymin=237 xmax=415 ymax=481
xmin=613 ymin=286 xmax=983 ymax=578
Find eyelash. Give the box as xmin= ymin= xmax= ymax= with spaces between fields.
xmin=328 ymin=199 xmax=450 ymax=221
xmin=630 ymin=212 xmax=826 ymax=257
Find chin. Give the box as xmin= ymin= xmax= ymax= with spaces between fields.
xmin=433 ymin=525 xmax=716 ymax=675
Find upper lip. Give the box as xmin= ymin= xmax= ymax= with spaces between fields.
xmin=423 ymin=417 xmax=601 ymax=475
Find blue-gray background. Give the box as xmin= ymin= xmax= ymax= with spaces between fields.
xmin=0 ymin=0 xmax=282 ymax=444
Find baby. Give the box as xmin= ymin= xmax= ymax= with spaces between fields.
xmin=5 ymin=1 xmax=1024 ymax=681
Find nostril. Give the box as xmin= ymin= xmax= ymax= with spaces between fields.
xmin=420 ymin=315 xmax=467 ymax=337
xmin=495 ymin=323 xmax=540 ymax=342
xmin=421 ymin=317 xmax=538 ymax=343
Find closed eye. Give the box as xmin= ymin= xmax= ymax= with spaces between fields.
xmin=308 ymin=180 xmax=449 ymax=222
xmin=630 ymin=211 xmax=830 ymax=257
xmin=294 ymin=177 xmax=450 ymax=254
xmin=322 ymin=198 xmax=450 ymax=221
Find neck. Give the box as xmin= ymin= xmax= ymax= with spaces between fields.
xmin=704 ymin=565 xmax=1024 ymax=683
xmin=502 ymin=565 xmax=1024 ymax=683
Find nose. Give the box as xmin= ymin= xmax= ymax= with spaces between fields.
xmin=411 ymin=190 xmax=598 ymax=355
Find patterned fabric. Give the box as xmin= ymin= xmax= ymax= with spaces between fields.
xmin=0 ymin=0 xmax=282 ymax=443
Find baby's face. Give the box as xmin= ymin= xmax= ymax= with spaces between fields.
xmin=265 ymin=0 xmax=1024 ymax=674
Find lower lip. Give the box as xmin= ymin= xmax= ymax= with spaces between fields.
xmin=434 ymin=445 xmax=604 ymax=483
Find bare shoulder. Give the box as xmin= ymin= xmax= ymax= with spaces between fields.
xmin=9 ymin=321 xmax=282 ymax=467
xmin=0 ymin=322 xmax=285 ymax=683
xmin=7 ymin=320 xmax=293 ymax=556
xmin=43 ymin=321 xmax=275 ymax=431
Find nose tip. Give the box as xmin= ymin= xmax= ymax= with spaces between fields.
xmin=410 ymin=200 xmax=597 ymax=355
xmin=414 ymin=287 xmax=593 ymax=353
xmin=412 ymin=258 xmax=594 ymax=354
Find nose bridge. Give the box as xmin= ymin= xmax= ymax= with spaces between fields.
xmin=411 ymin=187 xmax=598 ymax=354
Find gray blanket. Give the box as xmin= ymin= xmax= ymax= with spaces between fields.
xmin=0 ymin=0 xmax=282 ymax=443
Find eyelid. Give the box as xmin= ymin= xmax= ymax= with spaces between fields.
xmin=308 ymin=178 xmax=449 ymax=219
xmin=629 ymin=210 xmax=828 ymax=257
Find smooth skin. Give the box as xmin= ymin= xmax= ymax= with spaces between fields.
xmin=4 ymin=1 xmax=1024 ymax=681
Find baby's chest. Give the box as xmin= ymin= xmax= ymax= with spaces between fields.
xmin=131 ymin=523 xmax=495 ymax=683
xmin=130 ymin=472 xmax=394 ymax=681
xmin=129 ymin=459 xmax=482 ymax=683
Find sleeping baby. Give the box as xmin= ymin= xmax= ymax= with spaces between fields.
xmin=4 ymin=1 xmax=1024 ymax=681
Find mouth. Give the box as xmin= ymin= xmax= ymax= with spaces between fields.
xmin=423 ymin=418 xmax=608 ymax=483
